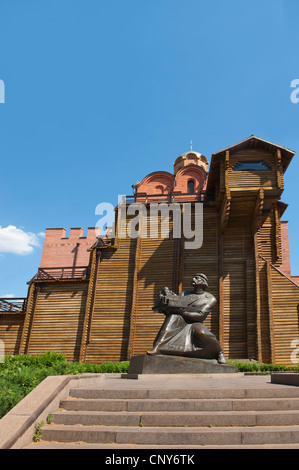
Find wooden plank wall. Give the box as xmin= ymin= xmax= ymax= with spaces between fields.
xmin=24 ymin=281 xmax=87 ymax=361
xmin=259 ymin=211 xmax=278 ymax=265
xmin=84 ymin=202 xmax=258 ymax=362
xmin=221 ymin=200 xmax=256 ymax=359
xmin=228 ymin=149 xmax=276 ymax=189
xmin=85 ymin=238 xmax=136 ymax=363
xmin=129 ymin=212 xmax=175 ymax=356
xmin=0 ymin=313 xmax=24 ymax=355
xmin=271 ymin=267 xmax=299 ymax=365
xmin=183 ymin=206 xmax=218 ymax=336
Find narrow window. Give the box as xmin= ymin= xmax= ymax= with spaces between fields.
xmin=187 ymin=180 xmax=195 ymax=194
xmin=232 ymin=161 xmax=272 ymax=171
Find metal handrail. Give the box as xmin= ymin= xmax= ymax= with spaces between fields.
xmin=125 ymin=191 xmax=214 ymax=204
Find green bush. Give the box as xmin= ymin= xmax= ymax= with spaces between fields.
xmin=227 ymin=359 xmax=299 ymax=373
xmin=0 ymin=352 xmax=129 ymax=419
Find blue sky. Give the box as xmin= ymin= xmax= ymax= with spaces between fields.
xmin=0 ymin=0 xmax=298 ymax=297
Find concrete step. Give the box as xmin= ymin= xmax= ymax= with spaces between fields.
xmin=25 ymin=442 xmax=299 ymax=449
xmin=25 ymin=379 xmax=299 ymax=448
xmin=60 ymin=397 xmax=299 ymax=412
xmin=40 ymin=424 xmax=299 ymax=446
xmin=69 ymin=387 xmax=299 ymax=400
xmin=50 ymin=409 xmax=299 ymax=427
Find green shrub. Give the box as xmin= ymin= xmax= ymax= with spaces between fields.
xmin=227 ymin=359 xmax=299 ymax=373
xmin=0 ymin=352 xmax=129 ymax=419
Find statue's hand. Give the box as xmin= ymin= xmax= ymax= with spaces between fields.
xmin=181 ymin=309 xmax=207 ymax=322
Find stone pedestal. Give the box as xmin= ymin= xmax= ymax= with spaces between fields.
xmin=127 ymin=354 xmax=238 ymax=375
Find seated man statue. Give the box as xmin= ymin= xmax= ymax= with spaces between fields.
xmin=147 ymin=273 xmax=226 ymax=364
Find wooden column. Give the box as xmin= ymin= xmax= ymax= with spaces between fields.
xmin=24 ymin=287 xmax=40 ymax=354
xmin=18 ymin=282 xmax=36 ymax=354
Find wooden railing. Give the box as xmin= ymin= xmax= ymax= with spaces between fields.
xmin=0 ymin=297 xmax=27 ymax=313
xmin=32 ymin=266 xmax=88 ymax=281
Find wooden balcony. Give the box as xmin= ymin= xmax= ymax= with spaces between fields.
xmin=0 ymin=298 xmax=27 ymax=313
xmin=32 ymin=266 xmax=88 ymax=281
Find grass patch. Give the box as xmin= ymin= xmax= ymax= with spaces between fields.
xmin=0 ymin=351 xmax=129 ymax=418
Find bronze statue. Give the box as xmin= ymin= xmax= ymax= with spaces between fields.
xmin=147 ymin=273 xmax=226 ymax=364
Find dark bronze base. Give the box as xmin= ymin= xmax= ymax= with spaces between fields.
xmin=127 ymin=354 xmax=238 ymax=375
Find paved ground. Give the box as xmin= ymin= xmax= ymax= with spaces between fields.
xmin=94 ymin=372 xmax=291 ymax=390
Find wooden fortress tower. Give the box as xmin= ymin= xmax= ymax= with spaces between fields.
xmin=1 ymin=136 xmax=299 ymax=365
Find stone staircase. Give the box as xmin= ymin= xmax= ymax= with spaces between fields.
xmin=26 ymin=381 xmax=299 ymax=448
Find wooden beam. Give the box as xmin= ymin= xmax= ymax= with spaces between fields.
xmin=251 ymin=188 xmax=264 ymax=233
xmin=25 ymin=287 xmax=40 ymax=354
xmin=79 ymin=248 xmax=99 ymax=362
xmin=274 ymin=204 xmax=282 ymax=264
xmin=224 ymin=150 xmax=229 ymax=188
xmin=220 ymin=188 xmax=231 ymax=232
xmin=276 ymin=149 xmax=284 ymax=190
xmin=18 ymin=282 xmax=36 ymax=354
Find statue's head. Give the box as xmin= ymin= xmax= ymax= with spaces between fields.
xmin=192 ymin=273 xmax=208 ymax=290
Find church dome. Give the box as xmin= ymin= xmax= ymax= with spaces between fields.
xmin=173 ymin=149 xmax=209 ymax=175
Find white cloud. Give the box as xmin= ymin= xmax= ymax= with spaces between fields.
xmin=0 ymin=294 xmax=15 ymax=298
xmin=0 ymin=225 xmax=43 ymax=255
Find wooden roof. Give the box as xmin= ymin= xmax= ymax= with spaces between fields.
xmin=207 ymin=135 xmax=295 ymax=192
xmin=212 ymin=135 xmax=295 ymax=161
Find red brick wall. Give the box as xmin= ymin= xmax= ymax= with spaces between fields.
xmin=136 ymin=172 xmax=174 ymax=196
xmin=40 ymin=227 xmax=97 ymax=268
xmin=174 ymin=166 xmax=206 ymax=193
xmin=279 ymin=221 xmax=298 ymax=285
xmin=280 ymin=221 xmax=291 ymax=276
xmin=135 ymin=166 xmax=207 ymax=197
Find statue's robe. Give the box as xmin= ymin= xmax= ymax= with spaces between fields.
xmin=152 ymin=290 xmax=222 ymax=359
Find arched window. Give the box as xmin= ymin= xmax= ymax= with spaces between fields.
xmin=155 ymin=185 xmax=164 ymax=194
xmin=187 ymin=179 xmax=195 ymax=194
